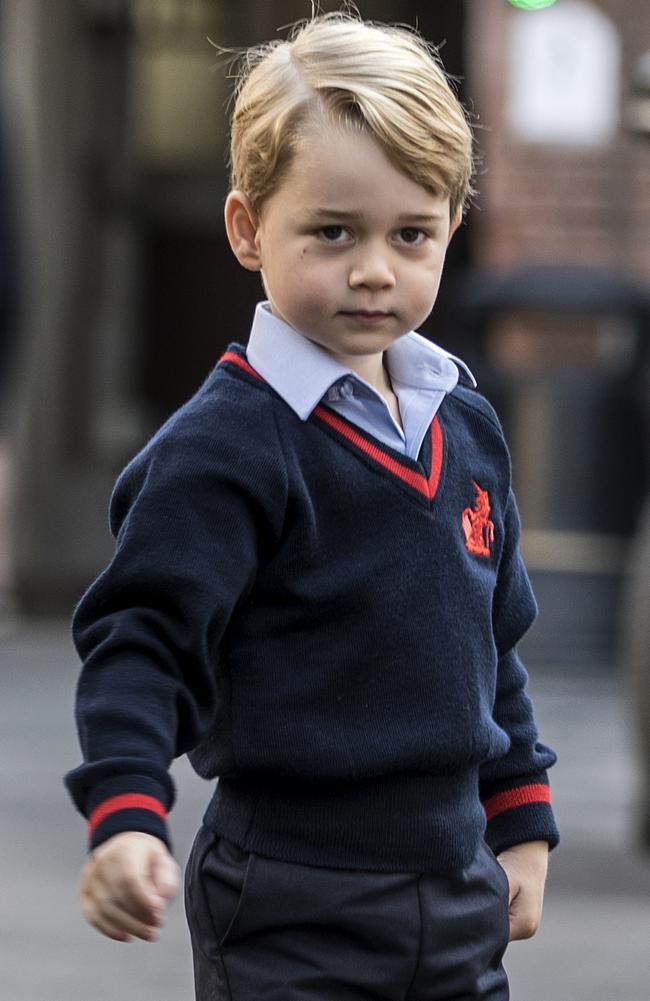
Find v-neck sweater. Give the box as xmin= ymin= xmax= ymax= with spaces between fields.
xmin=65 ymin=344 xmax=559 ymax=872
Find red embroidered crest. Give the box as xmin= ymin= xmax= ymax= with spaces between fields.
xmin=462 ymin=481 xmax=494 ymax=557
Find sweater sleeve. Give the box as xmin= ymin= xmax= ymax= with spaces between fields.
xmin=64 ymin=389 xmax=287 ymax=850
xmin=479 ymin=488 xmax=560 ymax=854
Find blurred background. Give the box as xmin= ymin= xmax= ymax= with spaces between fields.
xmin=0 ymin=1 xmax=649 ymax=999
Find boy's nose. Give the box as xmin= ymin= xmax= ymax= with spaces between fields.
xmin=348 ymin=246 xmax=396 ymax=290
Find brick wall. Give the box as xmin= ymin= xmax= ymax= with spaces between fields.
xmin=466 ymin=0 xmax=650 ymax=285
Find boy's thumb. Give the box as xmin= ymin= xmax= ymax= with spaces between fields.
xmin=149 ymin=847 xmax=180 ymax=902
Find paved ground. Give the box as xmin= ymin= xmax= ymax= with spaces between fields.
xmin=2 ymin=617 xmax=650 ymax=1001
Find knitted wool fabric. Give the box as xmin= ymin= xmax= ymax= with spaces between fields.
xmin=66 ymin=345 xmax=558 ymax=870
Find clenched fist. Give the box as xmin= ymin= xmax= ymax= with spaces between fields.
xmin=80 ymin=831 xmax=180 ymax=943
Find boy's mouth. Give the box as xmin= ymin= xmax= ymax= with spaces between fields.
xmin=339 ymin=310 xmax=393 ymax=325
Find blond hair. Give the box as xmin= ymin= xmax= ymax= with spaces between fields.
xmin=226 ymin=12 xmax=475 ymax=221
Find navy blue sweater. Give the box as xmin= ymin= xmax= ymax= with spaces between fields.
xmin=65 ymin=345 xmax=558 ymax=872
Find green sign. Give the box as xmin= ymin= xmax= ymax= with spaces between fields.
xmin=507 ymin=0 xmax=558 ymax=9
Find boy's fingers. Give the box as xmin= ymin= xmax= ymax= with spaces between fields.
xmin=99 ymin=899 xmax=162 ymax=942
xmin=85 ymin=864 xmax=152 ymax=920
xmin=82 ymin=860 xmax=162 ymax=926
xmin=79 ymin=833 xmax=177 ymax=941
xmin=507 ymin=888 xmax=541 ymax=941
xmin=494 ymin=856 xmax=531 ymax=939
xmin=115 ymin=868 xmax=162 ymax=916
xmin=106 ymin=848 xmax=173 ymax=918
xmin=150 ymin=851 xmax=180 ymax=901
xmin=89 ymin=916 xmax=132 ymax=943
xmin=82 ymin=880 xmax=162 ymax=941
xmin=119 ymin=841 xmax=178 ymax=914
xmin=81 ymin=894 xmax=132 ymax=943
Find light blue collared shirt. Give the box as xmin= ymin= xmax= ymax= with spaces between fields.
xmin=246 ymin=302 xmax=476 ymax=460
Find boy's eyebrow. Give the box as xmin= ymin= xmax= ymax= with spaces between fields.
xmin=307 ymin=208 xmax=447 ymax=224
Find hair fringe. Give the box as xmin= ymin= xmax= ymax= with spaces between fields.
xmin=220 ymin=9 xmax=477 ymax=217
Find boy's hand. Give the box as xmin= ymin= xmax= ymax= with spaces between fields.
xmin=496 ymin=840 xmax=549 ymax=941
xmin=79 ymin=831 xmax=180 ymax=943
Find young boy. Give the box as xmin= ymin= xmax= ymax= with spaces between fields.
xmin=66 ymin=13 xmax=558 ymax=1000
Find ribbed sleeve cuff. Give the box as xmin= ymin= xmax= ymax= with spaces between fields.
xmin=482 ymin=776 xmax=560 ymax=855
xmin=85 ymin=774 xmax=173 ymax=851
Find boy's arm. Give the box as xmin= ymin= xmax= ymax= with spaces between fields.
xmin=65 ymin=396 xmax=287 ymax=853
xmin=65 ymin=398 xmax=287 ymax=940
xmin=478 ymin=489 xmax=558 ymax=941
xmin=479 ymin=488 xmax=559 ymax=857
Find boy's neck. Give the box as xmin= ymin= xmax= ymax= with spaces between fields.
xmin=330 ymin=350 xmax=403 ymax=429
xmin=330 ymin=349 xmax=388 ymax=395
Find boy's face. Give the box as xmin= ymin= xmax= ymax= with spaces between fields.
xmin=226 ymin=124 xmax=459 ymax=370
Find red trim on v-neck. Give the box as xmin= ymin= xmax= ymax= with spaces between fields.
xmin=221 ymin=350 xmax=263 ymax=382
xmin=314 ymin=405 xmax=443 ymax=501
xmin=220 ymin=349 xmax=444 ymax=501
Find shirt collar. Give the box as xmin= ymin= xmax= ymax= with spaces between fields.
xmin=246 ymin=301 xmax=476 ymax=421
xmin=385 ymin=330 xmax=476 ymax=393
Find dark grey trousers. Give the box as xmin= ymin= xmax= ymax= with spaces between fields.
xmin=185 ymin=825 xmax=510 ymax=1001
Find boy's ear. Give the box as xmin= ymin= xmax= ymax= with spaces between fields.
xmin=224 ymin=190 xmax=262 ymax=271
xmin=447 ymin=208 xmax=463 ymax=245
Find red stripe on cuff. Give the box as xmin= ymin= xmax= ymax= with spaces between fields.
xmin=483 ymin=783 xmax=551 ymax=821
xmin=88 ymin=794 xmax=168 ymax=836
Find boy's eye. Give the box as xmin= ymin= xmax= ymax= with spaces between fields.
xmin=318 ymin=226 xmax=350 ymax=244
xmin=398 ymin=227 xmax=427 ymax=245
